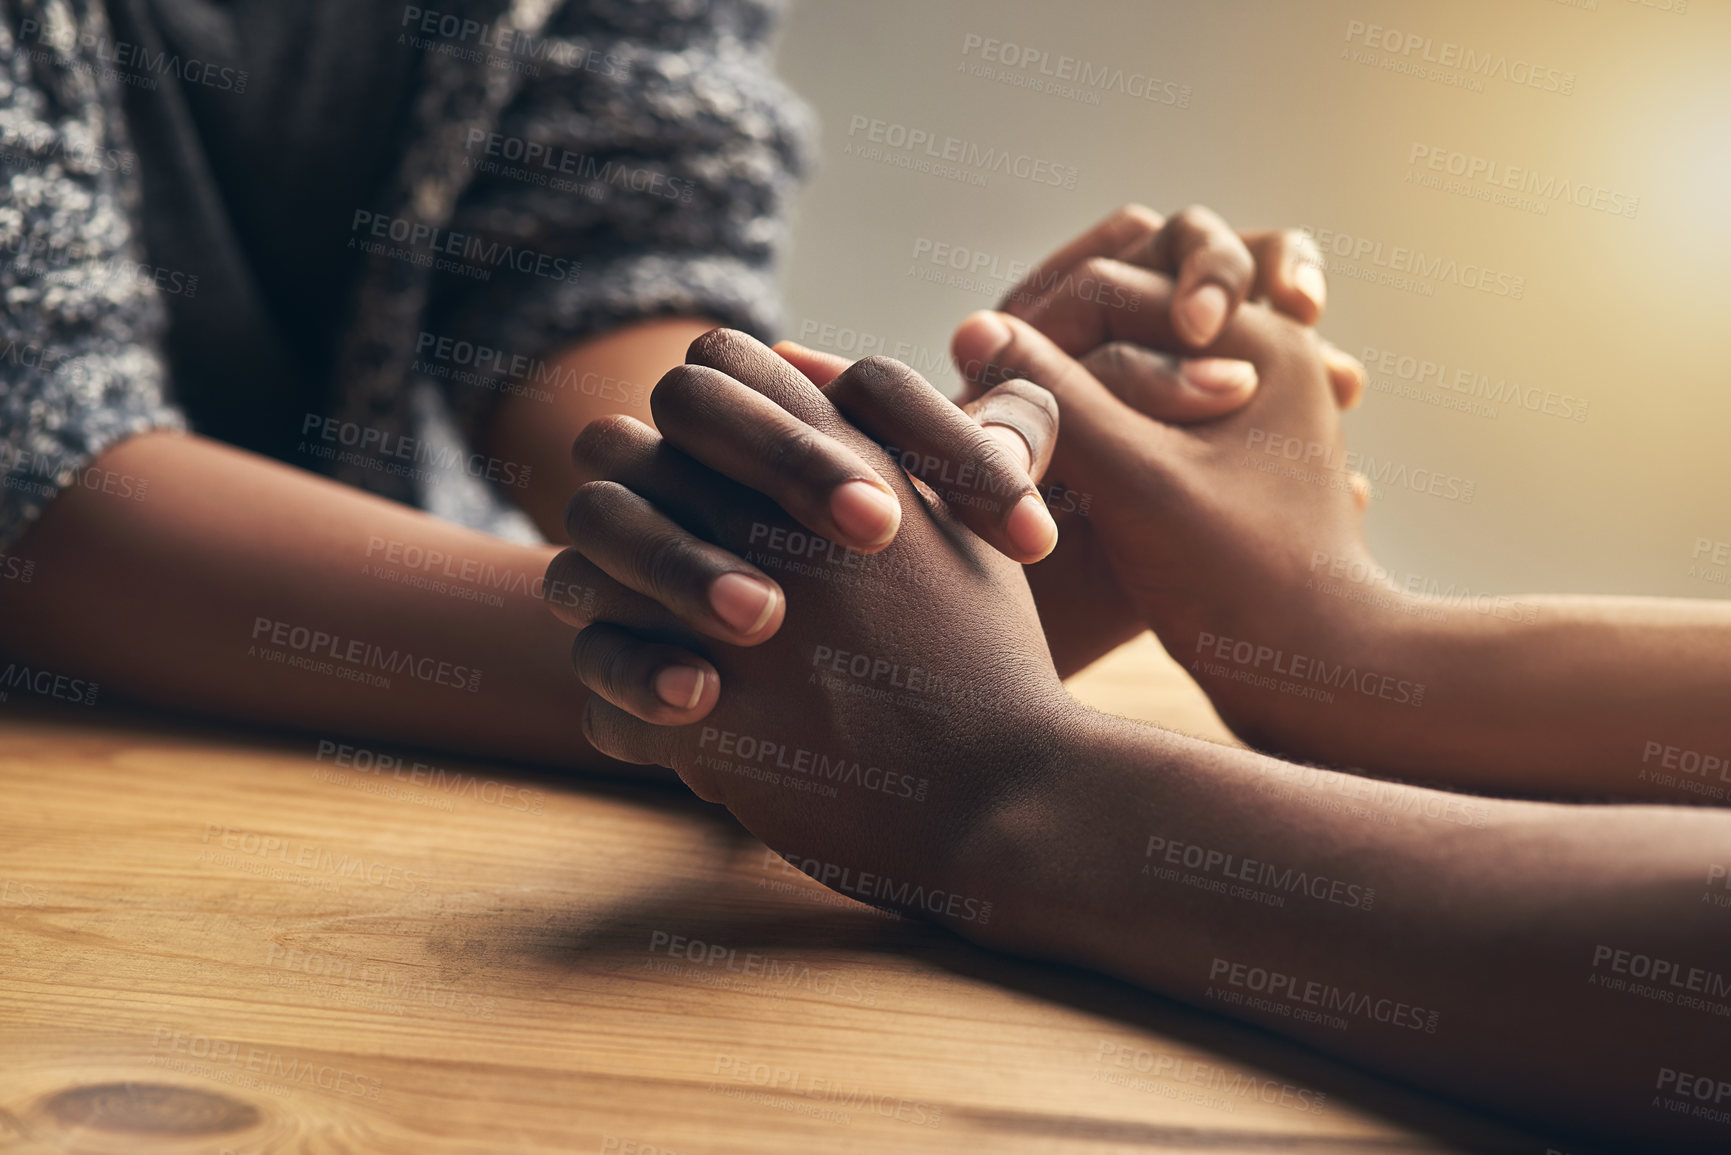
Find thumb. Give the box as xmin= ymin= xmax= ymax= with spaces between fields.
xmin=952 ymin=310 xmax=1178 ymax=488
xmin=772 ymin=340 xmax=852 ymax=388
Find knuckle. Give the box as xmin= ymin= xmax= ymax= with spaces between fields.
xmin=571 ymin=414 xmax=641 ymax=469
xmin=649 ymin=363 xmax=709 ymax=418
xmin=1075 ymin=253 xmax=1117 ymax=278
xmin=684 ymin=326 xmax=752 ymax=366
xmin=545 ymin=547 xmax=586 ymax=590
xmin=762 ymin=426 xmax=825 ymax=485
xmin=848 ymin=355 xmax=929 ymax=407
xmin=1079 ymin=342 xmax=1127 ymax=379
xmin=598 ymin=643 xmax=641 ymax=704
xmin=991 ymin=377 xmax=1059 ymax=424
xmin=1171 ymin=204 xmax=1215 ymax=233
xmin=572 ymin=626 xmax=616 ymax=685
xmin=563 ymin=479 xmax=628 ymax=542
xmin=1113 ymin=203 xmax=1163 ymax=230
xmin=1109 ymin=203 xmax=1164 ymax=244
xmin=952 ymin=423 xmax=1024 ymax=492
xmin=637 ymin=529 xmax=708 ymax=604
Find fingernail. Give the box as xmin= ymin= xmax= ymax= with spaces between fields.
xmin=982 ymin=423 xmax=1033 ymax=474
xmin=1294 ymin=262 xmax=1327 ymax=310
xmin=830 ymin=479 xmax=900 ymax=547
xmin=655 ymin=665 xmax=706 ymax=711
xmin=1177 ymin=283 xmax=1229 ymax=346
xmin=1180 ymin=357 xmax=1258 ymax=393
xmin=709 ymin=572 xmax=779 ymax=636
xmin=1007 ymin=493 xmax=1058 ymax=560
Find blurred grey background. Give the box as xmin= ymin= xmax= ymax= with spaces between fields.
xmin=772 ymin=0 xmax=1731 ymax=600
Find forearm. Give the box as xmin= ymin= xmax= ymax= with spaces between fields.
xmin=957 ymin=710 xmax=1729 ymax=1150
xmin=0 ymin=432 xmax=619 ymax=770
xmin=489 ymin=317 xmax=719 ymax=541
xmin=1222 ymin=592 xmax=1731 ymax=800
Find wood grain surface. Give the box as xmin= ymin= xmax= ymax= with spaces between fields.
xmin=0 ymin=635 xmax=1577 ymax=1154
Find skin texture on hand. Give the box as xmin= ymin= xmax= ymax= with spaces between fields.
xmin=543 ymin=326 xmax=1731 ymax=1154
xmin=971 ymin=205 xmax=1367 ymax=676
xmin=546 ymin=329 xmax=1075 ymax=913
xmin=955 ymin=287 xmax=1379 ymax=750
xmin=963 ymin=210 xmax=1731 ymax=800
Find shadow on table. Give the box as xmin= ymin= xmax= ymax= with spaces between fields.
xmin=519 ymin=829 xmax=1610 ymax=1155
xmin=24 ymin=703 xmax=1614 ymax=1155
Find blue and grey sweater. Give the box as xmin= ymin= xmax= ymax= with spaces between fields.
xmin=0 ymin=0 xmax=811 ymax=548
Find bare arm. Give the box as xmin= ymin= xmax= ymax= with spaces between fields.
xmin=959 ymin=276 xmax=1731 ymax=803
xmin=553 ymin=333 xmax=1731 ymax=1152
xmin=489 ymin=317 xmax=718 ymax=542
xmin=0 ymin=431 xmax=609 ymax=770
xmin=961 ymin=710 xmax=1731 ymax=1152
xmin=1235 ymin=591 xmax=1731 ymax=802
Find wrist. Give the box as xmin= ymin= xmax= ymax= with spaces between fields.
xmin=1194 ymin=558 xmax=1440 ymax=759
xmin=941 ymin=693 xmax=1104 ymax=954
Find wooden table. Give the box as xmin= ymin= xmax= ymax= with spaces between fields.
xmin=0 ymin=636 xmax=1577 ymax=1154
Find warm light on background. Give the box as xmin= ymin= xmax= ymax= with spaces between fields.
xmin=776 ymin=0 xmax=1730 ymax=600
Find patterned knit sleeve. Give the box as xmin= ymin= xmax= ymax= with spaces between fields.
xmin=421 ymin=0 xmax=813 ymax=434
xmin=0 ymin=0 xmax=183 ymax=552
